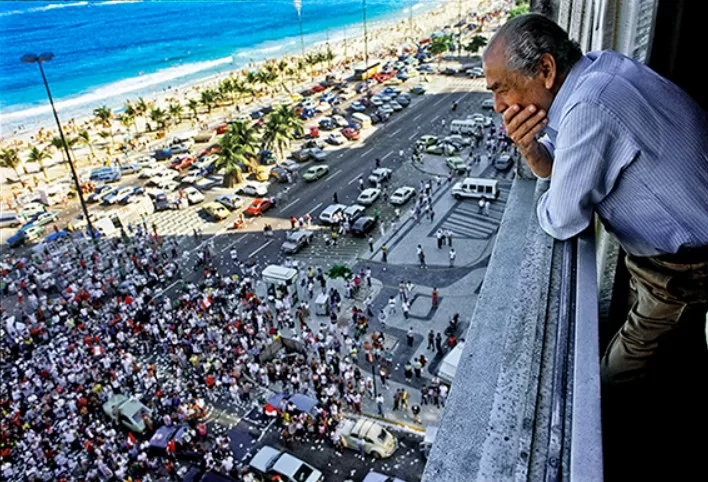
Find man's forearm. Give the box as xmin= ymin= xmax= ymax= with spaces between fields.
xmin=519 ymin=141 xmax=553 ymax=178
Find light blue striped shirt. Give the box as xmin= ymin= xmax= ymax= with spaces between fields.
xmin=537 ymin=51 xmax=708 ymax=257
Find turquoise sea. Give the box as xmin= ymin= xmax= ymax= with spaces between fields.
xmin=0 ymin=0 xmax=440 ymax=133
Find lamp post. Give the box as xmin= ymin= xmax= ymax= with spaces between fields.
xmin=362 ymin=0 xmax=369 ymax=91
xmin=21 ymin=52 xmax=99 ymax=252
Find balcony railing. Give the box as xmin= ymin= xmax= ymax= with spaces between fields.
xmin=422 ymin=178 xmax=603 ymax=481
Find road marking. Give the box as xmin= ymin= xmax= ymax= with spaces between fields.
xmin=249 ymin=239 xmax=273 ymax=258
xmin=338 ymin=153 xmax=344 ymax=158
xmin=433 ymin=93 xmax=451 ymax=106
xmin=306 ymin=201 xmax=323 ymax=213
xmin=408 ymin=131 xmax=418 ymax=141
xmin=413 ymin=113 xmax=423 ymax=121
xmin=363 ymin=147 xmax=375 ymax=157
xmin=223 ymin=234 xmax=247 ymax=252
xmin=348 ymin=173 xmax=363 ymax=185
xmin=431 ymin=114 xmax=440 ymax=123
xmin=382 ymin=151 xmax=393 ymax=160
xmin=327 ymin=169 xmax=343 ymax=180
xmin=281 ymin=197 xmax=301 ymax=211
xmin=390 ymin=128 xmax=402 ymax=137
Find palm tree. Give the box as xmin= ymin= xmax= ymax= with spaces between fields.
xmin=256 ymin=70 xmax=278 ymax=96
xmin=187 ymin=99 xmax=200 ymax=119
xmin=262 ymin=104 xmax=303 ymax=160
xmin=76 ymin=129 xmax=97 ymax=160
xmin=429 ymin=34 xmax=455 ymax=66
xmin=168 ymin=103 xmax=184 ymax=125
xmin=0 ymin=147 xmax=23 ymax=183
xmin=119 ymin=112 xmax=136 ymax=136
xmin=26 ymin=146 xmax=52 ymax=180
xmin=134 ymin=97 xmax=152 ymax=132
xmin=149 ymin=107 xmax=168 ymax=131
xmin=93 ymin=105 xmax=114 ymax=145
xmin=215 ymin=120 xmax=260 ymax=187
xmin=50 ymin=135 xmax=78 ymax=170
xmin=219 ymin=78 xmax=234 ymax=105
xmin=200 ymin=89 xmax=218 ymax=113
xmin=464 ymin=35 xmax=488 ymax=54
xmin=245 ymin=71 xmax=260 ymax=98
xmin=232 ymin=79 xmax=252 ymax=104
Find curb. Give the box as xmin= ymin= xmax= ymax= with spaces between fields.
xmin=349 ymin=411 xmax=426 ymax=434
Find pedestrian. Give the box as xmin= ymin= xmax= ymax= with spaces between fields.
xmin=484 ymin=200 xmax=491 ymax=216
xmin=449 ymin=248 xmax=456 ymax=267
xmin=401 ymin=389 xmax=409 ymax=409
xmin=435 ymin=332 xmax=443 ymax=353
xmin=406 ymin=327 xmax=414 ymax=346
xmin=387 ymin=295 xmax=397 ymax=315
xmin=432 ymin=287 xmax=439 ymax=308
xmin=418 ymin=249 xmax=426 ymax=269
xmin=379 ymin=366 xmax=389 ymax=389
xmin=478 ymin=197 xmax=485 ymax=214
xmin=376 ymin=393 xmax=385 ymax=417
xmin=427 ymin=330 xmax=435 ymax=350
xmin=290 ymin=216 xmax=297 ymax=229
xmin=230 ymin=249 xmax=238 ymax=264
xmin=411 ymin=404 xmax=422 ymax=424
xmin=446 ymin=229 xmax=453 ymax=246
xmin=486 ymin=13 xmax=708 ymax=387
xmin=368 ymin=236 xmax=374 ymax=252
xmin=358 ymin=177 xmax=364 ymax=191
xmin=436 ymin=229 xmax=444 ymax=249
xmin=381 ymin=243 xmax=388 ymax=263
xmin=402 ymin=301 xmax=410 ymax=319
xmin=393 ymin=390 xmax=401 ymax=411
xmin=441 ymin=118 xmax=446 ymax=128
xmin=414 ymin=358 xmax=422 ymax=378
xmin=404 ymin=361 xmax=413 ymax=382
xmin=333 ymin=192 xmax=338 ymax=204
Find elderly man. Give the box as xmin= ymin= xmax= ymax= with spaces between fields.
xmin=483 ymin=13 xmax=708 ymax=385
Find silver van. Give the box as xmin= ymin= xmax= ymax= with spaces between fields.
xmin=451 ymin=178 xmax=499 ymax=200
xmin=0 ymin=212 xmax=22 ymax=228
xmin=494 ymin=154 xmax=513 ymax=171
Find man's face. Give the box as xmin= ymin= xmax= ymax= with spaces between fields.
xmin=483 ymin=43 xmax=556 ymax=115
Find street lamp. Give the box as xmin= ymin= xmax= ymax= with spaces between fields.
xmin=21 ymin=52 xmax=100 ymax=252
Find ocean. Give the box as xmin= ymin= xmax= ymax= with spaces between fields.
xmin=0 ymin=0 xmax=438 ymax=134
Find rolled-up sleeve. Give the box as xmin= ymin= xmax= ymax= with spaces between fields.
xmin=537 ymin=102 xmax=639 ymax=240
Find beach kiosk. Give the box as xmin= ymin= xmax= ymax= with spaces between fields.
xmin=354 ymin=61 xmax=381 ymax=80
xmin=262 ymin=265 xmax=299 ymax=303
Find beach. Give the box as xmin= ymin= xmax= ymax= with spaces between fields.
xmin=0 ymin=0 xmax=484 ymax=190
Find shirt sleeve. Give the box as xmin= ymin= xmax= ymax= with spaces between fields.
xmin=537 ymin=102 xmax=639 ymax=240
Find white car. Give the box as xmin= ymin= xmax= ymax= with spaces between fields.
xmin=343 ymin=204 xmax=366 ymax=222
xmin=357 ymin=188 xmax=381 ymax=206
xmin=104 ymin=187 xmax=133 ymax=205
xmin=379 ymin=104 xmax=394 ymax=114
xmin=389 ymin=101 xmax=403 ymax=111
xmin=327 ymin=132 xmax=347 ymax=145
xmin=390 ymin=186 xmax=416 ymax=205
xmin=249 ymin=446 xmax=323 ymax=482
xmin=21 ymin=202 xmax=46 ymax=219
xmin=140 ymin=166 xmax=162 ymax=179
xmin=370 ymin=96 xmax=384 ymax=106
xmin=319 ymin=203 xmax=347 ymax=224
xmin=481 ymin=98 xmax=495 ymax=109
xmin=368 ymin=167 xmax=392 ymax=185
xmin=278 ymin=160 xmax=300 ymax=172
xmin=332 ymin=115 xmax=349 ymax=128
xmin=239 ymin=183 xmax=268 ymax=197
xmin=183 ymin=186 xmax=205 ymax=204
xmin=215 ymin=194 xmax=244 ymax=210
xmin=467 ymin=67 xmax=485 ymax=78
xmin=181 ymin=171 xmax=203 ymax=184
xmin=159 ymin=179 xmax=180 ymax=192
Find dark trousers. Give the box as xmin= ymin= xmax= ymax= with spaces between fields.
xmin=601 ymin=252 xmax=708 ymax=384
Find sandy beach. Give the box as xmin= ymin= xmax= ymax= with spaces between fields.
xmin=0 ymin=0 xmax=486 ymax=193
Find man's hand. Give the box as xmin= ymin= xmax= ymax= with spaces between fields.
xmin=503 ymin=104 xmax=553 ymax=178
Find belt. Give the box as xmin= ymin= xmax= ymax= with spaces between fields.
xmin=656 ymin=245 xmax=708 ymax=264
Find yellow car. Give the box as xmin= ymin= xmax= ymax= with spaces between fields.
xmin=203 ymin=202 xmax=230 ymax=221
xmin=290 ymin=93 xmax=303 ymax=103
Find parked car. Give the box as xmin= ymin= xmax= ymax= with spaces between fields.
xmin=343 ymin=204 xmax=366 ymax=222
xmin=103 ymin=187 xmax=134 ymax=205
xmin=446 ymin=156 xmax=468 ymax=174
xmin=350 ymin=216 xmax=377 ymax=236
xmin=87 ymin=185 xmax=113 ymax=203
xmin=318 ymin=203 xmax=347 ymax=224
xmin=120 ymin=163 xmax=142 ymax=175
xmin=244 ymin=198 xmax=274 ymax=216
xmin=102 ymin=394 xmax=153 ymax=434
xmin=494 ymin=154 xmax=514 ymax=171
xmin=27 ymin=211 xmax=60 ymax=227
xmin=215 ymin=194 xmax=244 ymax=210
xmin=467 ymin=66 xmax=485 ymax=78
xmin=368 ymin=168 xmax=392 ymax=185
xmin=327 ymin=132 xmax=347 ymax=145
xmin=183 ymin=186 xmax=205 ymax=204
xmin=203 ymin=202 xmax=230 ymax=221
xmin=350 ymin=101 xmax=367 ymax=112
xmin=410 ymin=85 xmax=426 ymax=95
xmin=248 ymin=446 xmax=323 ymax=482
xmin=341 ymin=127 xmax=360 ymax=140
xmin=148 ymin=425 xmax=202 ymax=461
xmin=303 ymin=164 xmax=329 ymax=182
xmin=239 ymin=183 xmax=268 ymax=197
xmin=154 ymin=193 xmax=177 ymax=211
xmin=481 ymin=98 xmax=495 ymax=109
xmin=281 ymin=230 xmax=314 ymax=254
xmin=357 ymin=188 xmax=381 ymax=206
xmin=390 ymin=186 xmax=416 ymax=205
xmin=339 ymin=418 xmax=397 ymax=458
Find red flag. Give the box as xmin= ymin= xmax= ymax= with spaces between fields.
xmin=127 ymin=432 xmax=137 ymax=446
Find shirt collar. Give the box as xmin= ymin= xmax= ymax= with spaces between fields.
xmin=546 ymin=55 xmax=592 ymax=131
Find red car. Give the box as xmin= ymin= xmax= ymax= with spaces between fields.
xmin=215 ymin=123 xmax=229 ymax=134
xmin=311 ymin=84 xmax=326 ymax=93
xmin=199 ymin=145 xmax=221 ymax=157
xmin=244 ymin=198 xmax=274 ymax=216
xmin=170 ymin=156 xmax=196 ymax=170
xmin=341 ymin=127 xmax=360 ymax=140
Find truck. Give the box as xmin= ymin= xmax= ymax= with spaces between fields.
xmin=38 ymin=184 xmax=70 ymax=206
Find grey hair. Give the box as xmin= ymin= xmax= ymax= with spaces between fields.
xmin=487 ymin=13 xmax=583 ymax=77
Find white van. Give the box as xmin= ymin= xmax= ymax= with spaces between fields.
xmin=319 ymin=203 xmax=347 ymax=224
xmin=438 ymin=342 xmax=465 ymax=384
xmin=451 ymin=178 xmax=499 ymax=200
xmin=352 ymin=113 xmax=372 ymax=128
xmin=449 ymin=119 xmax=478 ymax=135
